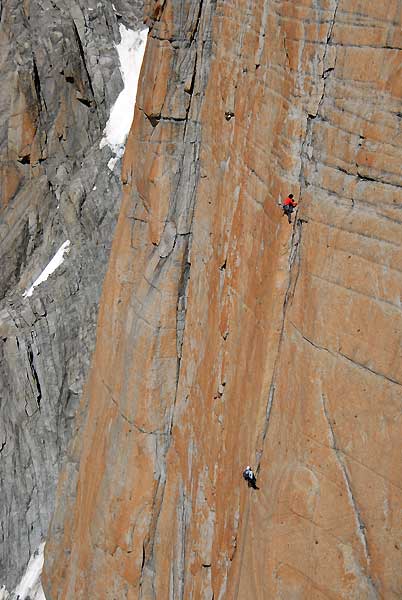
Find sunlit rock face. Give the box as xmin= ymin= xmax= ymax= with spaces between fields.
xmin=0 ymin=0 xmax=144 ymax=590
xmin=44 ymin=0 xmax=402 ymax=598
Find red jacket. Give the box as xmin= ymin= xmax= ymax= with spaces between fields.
xmin=283 ymin=196 xmax=297 ymax=207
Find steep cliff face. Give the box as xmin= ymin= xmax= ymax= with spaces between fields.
xmin=45 ymin=0 xmax=402 ymax=598
xmin=0 ymin=0 xmax=144 ymax=590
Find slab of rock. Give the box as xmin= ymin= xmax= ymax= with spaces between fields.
xmin=45 ymin=0 xmax=402 ymax=598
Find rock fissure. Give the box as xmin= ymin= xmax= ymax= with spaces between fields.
xmin=255 ymin=0 xmax=270 ymax=69
xmin=135 ymin=3 xmax=220 ymax=596
xmin=290 ymin=321 xmax=402 ymax=388
xmin=26 ymin=342 xmax=42 ymax=411
xmin=323 ymin=0 xmax=340 ymax=59
xmin=71 ymin=19 xmax=96 ymax=107
xmin=103 ymin=381 xmax=167 ymax=435
xmin=255 ymin=384 xmax=275 ymax=473
xmin=320 ymin=393 xmax=379 ymax=598
xmin=139 ymin=473 xmax=167 ymax=598
xmin=255 ymin=219 xmax=304 ymax=473
xmin=338 ymin=351 xmax=402 ymax=389
xmin=311 ymin=0 xmax=339 ymax=122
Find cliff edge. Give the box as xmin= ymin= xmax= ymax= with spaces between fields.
xmin=45 ymin=0 xmax=402 ymax=598
xmin=0 ymin=0 xmax=144 ymax=590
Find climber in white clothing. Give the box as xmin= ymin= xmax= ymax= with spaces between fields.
xmin=243 ymin=465 xmax=258 ymax=489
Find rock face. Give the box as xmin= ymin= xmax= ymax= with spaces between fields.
xmin=44 ymin=0 xmax=402 ymax=598
xmin=0 ymin=0 xmax=144 ymax=590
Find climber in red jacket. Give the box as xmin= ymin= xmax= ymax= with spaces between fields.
xmin=282 ymin=193 xmax=298 ymax=224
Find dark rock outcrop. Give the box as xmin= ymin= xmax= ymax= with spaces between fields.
xmin=0 ymin=0 xmax=144 ymax=589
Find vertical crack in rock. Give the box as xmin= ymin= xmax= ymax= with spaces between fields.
xmin=320 ymin=394 xmax=379 ymax=598
xmin=256 ymin=0 xmax=339 ymax=483
xmin=307 ymin=0 xmax=339 ymax=121
xmin=255 ymin=0 xmax=270 ymax=69
xmin=169 ymin=484 xmax=188 ymax=599
xmin=256 ymin=0 xmax=342 ymax=470
xmin=256 ymin=219 xmax=304 ymax=470
xmin=253 ymin=0 xmax=344 ymax=476
xmin=322 ymin=0 xmax=339 ymax=67
xmin=321 ymin=394 xmax=369 ymax=560
xmin=171 ymin=244 xmax=191 ymax=436
xmin=26 ymin=341 xmax=42 ymax=412
xmin=318 ymin=0 xmax=339 ymax=109
xmin=71 ymin=19 xmax=96 ymax=106
xmin=255 ymin=384 xmax=275 ymax=473
xmin=136 ymin=3 xmax=218 ymax=597
xmin=139 ymin=471 xmax=166 ymax=599
xmin=32 ymin=57 xmax=44 ymax=112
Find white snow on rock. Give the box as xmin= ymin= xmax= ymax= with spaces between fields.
xmin=0 ymin=543 xmax=46 ymax=599
xmin=23 ymin=240 xmax=71 ymax=298
xmin=100 ymin=24 xmax=148 ymax=170
xmin=107 ymin=156 xmax=119 ymax=172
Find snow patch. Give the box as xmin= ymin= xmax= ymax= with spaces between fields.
xmin=107 ymin=156 xmax=120 ymax=171
xmin=23 ymin=240 xmax=71 ymax=298
xmin=0 ymin=543 xmax=46 ymax=599
xmin=100 ymin=25 xmax=148 ymax=170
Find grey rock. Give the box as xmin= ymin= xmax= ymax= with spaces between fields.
xmin=0 ymin=0 xmax=144 ymax=589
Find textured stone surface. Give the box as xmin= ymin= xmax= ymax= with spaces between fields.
xmin=45 ymin=0 xmax=402 ymax=598
xmin=0 ymin=0 xmax=144 ymax=589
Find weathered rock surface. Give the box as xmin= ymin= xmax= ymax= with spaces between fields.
xmin=45 ymin=0 xmax=402 ymax=598
xmin=0 ymin=0 xmax=144 ymax=590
